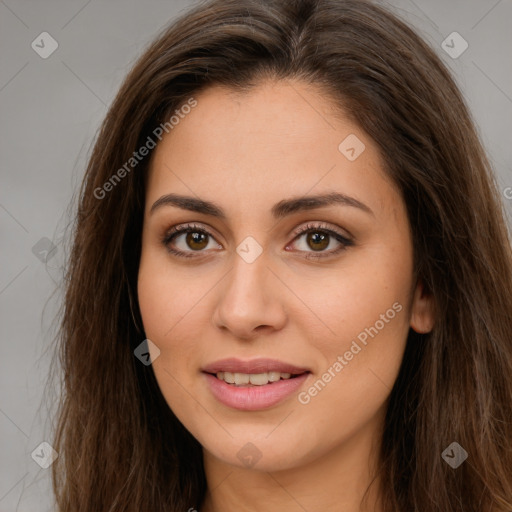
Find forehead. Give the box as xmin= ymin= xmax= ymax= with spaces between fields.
xmin=146 ymin=79 xmax=398 ymax=220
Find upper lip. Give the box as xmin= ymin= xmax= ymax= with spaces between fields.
xmin=202 ymin=358 xmax=310 ymax=375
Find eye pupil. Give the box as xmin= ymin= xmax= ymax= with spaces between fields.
xmin=307 ymin=232 xmax=329 ymax=251
xmin=186 ymin=231 xmax=208 ymax=250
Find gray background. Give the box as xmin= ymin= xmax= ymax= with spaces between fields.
xmin=1 ymin=0 xmax=511 ymax=510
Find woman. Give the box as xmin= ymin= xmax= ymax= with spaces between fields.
xmin=50 ymin=0 xmax=512 ymax=510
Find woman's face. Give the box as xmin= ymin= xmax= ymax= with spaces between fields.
xmin=137 ymin=79 xmax=434 ymax=472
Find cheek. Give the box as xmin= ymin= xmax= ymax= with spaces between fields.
xmin=137 ymin=246 xmax=204 ymax=340
xmin=137 ymin=247 xmax=211 ymax=376
xmin=137 ymin=257 xmax=205 ymax=424
xmin=292 ymin=239 xmax=412 ymax=417
xmin=300 ymin=245 xmax=412 ymax=351
xmin=295 ymin=275 xmax=409 ymax=443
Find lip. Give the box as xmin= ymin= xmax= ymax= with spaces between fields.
xmin=201 ymin=357 xmax=310 ymax=375
xmin=203 ymin=372 xmax=310 ymax=411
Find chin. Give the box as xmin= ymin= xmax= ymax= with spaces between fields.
xmin=200 ymin=432 xmax=318 ymax=473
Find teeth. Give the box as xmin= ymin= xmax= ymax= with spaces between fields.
xmin=223 ymin=371 xmax=235 ymax=384
xmin=215 ymin=371 xmax=295 ymax=386
xmin=234 ymin=373 xmax=250 ymax=386
xmin=249 ymin=373 xmax=269 ymax=385
xmin=268 ymin=371 xmax=281 ymax=382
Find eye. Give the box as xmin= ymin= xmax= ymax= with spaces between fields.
xmin=161 ymin=222 xmax=353 ymax=259
xmin=161 ymin=223 xmax=222 ymax=258
xmin=287 ymin=222 xmax=353 ymax=260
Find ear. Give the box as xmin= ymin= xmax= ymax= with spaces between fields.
xmin=410 ymin=278 xmax=435 ymax=333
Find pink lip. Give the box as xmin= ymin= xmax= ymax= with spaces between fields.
xmin=202 ymin=357 xmax=310 ymax=375
xmin=203 ymin=372 xmax=310 ymax=411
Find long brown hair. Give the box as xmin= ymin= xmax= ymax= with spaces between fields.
xmin=50 ymin=0 xmax=512 ymax=510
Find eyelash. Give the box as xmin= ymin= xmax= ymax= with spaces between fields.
xmin=161 ymin=222 xmax=354 ymax=260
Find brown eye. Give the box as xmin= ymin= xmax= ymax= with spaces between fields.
xmin=305 ymin=231 xmax=330 ymax=251
xmin=162 ymin=222 xmax=353 ymax=260
xmin=185 ymin=231 xmax=209 ymax=250
xmin=288 ymin=222 xmax=354 ymax=260
xmin=162 ymin=223 xmax=222 ymax=258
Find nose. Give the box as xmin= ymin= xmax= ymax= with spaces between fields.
xmin=212 ymin=249 xmax=287 ymax=340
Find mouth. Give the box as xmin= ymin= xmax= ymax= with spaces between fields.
xmin=201 ymin=358 xmax=311 ymax=411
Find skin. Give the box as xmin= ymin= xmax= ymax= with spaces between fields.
xmin=137 ymin=79 xmax=435 ymax=512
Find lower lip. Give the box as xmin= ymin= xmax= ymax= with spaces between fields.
xmin=203 ymin=372 xmax=310 ymax=411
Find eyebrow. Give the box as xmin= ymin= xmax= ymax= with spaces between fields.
xmin=149 ymin=192 xmax=374 ymax=219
